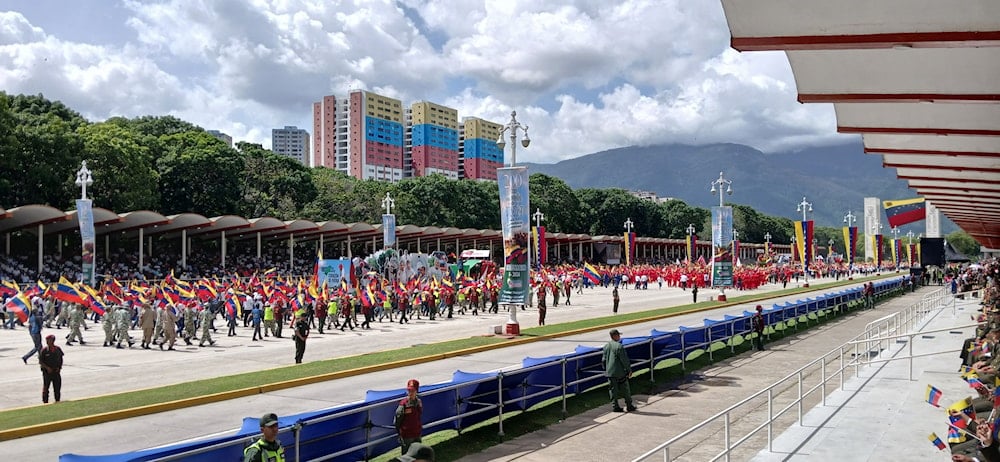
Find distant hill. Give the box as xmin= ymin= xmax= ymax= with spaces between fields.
xmin=524 ymin=141 xmax=945 ymax=230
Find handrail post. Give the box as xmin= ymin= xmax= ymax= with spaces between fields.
xmin=839 ymin=346 xmax=845 ymax=390
xmin=561 ymin=358 xmax=568 ymax=418
xmin=909 ymin=333 xmax=914 ymax=381
xmin=650 ymin=339 xmax=656 ymax=384
xmin=854 ymin=341 xmax=860 ymax=378
xmin=767 ymin=388 xmax=773 ymax=452
xmin=821 ymin=355 xmax=827 ymax=406
xmin=724 ymin=412 xmax=731 ymax=462
xmin=797 ymin=371 xmax=803 ymax=424
xmin=497 ymin=372 xmax=505 ymax=440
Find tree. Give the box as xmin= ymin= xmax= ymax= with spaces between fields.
xmin=76 ymin=123 xmax=159 ymax=210
xmin=528 ymin=174 xmax=581 ymax=233
xmin=236 ymin=142 xmax=316 ymax=220
xmin=659 ymin=200 xmax=710 ymax=238
xmin=156 ymin=131 xmax=243 ymax=216
xmin=947 ymin=230 xmax=980 ymax=260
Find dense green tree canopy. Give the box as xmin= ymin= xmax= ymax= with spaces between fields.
xmin=4 ymin=92 xmax=968 ymax=252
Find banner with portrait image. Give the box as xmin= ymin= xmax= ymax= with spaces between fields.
xmin=710 ymin=206 xmax=733 ymax=287
xmin=382 ymin=214 xmax=396 ymax=248
xmin=497 ymin=167 xmax=530 ymax=305
xmin=77 ymin=199 xmax=96 ymax=286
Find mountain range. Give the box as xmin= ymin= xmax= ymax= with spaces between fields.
xmin=523 ymin=140 xmax=945 ymax=230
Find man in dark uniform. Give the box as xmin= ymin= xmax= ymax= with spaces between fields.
xmin=394 ymin=379 xmax=423 ymax=454
xmin=244 ymin=413 xmax=284 ymax=462
xmin=612 ymin=287 xmax=620 ymax=314
xmin=39 ymin=334 xmax=64 ymax=403
xmin=293 ymin=310 xmax=309 ymax=364
xmin=752 ymin=305 xmax=767 ymax=351
xmin=602 ymin=329 xmax=636 ymax=412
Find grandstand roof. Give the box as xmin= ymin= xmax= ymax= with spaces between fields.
xmin=721 ymin=0 xmax=1000 ymax=248
xmin=44 ymin=207 xmax=122 ymax=235
xmin=0 ymin=204 xmax=69 ymax=233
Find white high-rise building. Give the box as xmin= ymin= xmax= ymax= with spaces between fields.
xmin=272 ymin=126 xmax=310 ymax=165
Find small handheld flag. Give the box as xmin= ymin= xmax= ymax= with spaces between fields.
xmin=928 ymin=433 xmax=946 ymax=450
xmin=925 ymin=385 xmax=943 ymax=407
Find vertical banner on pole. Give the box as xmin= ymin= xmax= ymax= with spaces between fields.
xmin=382 ymin=214 xmax=396 ymax=248
xmin=893 ymin=239 xmax=903 ymax=267
xmin=497 ymin=167 xmax=530 ymax=305
xmin=732 ymin=239 xmax=740 ymax=265
xmin=763 ymin=241 xmax=772 ymax=264
xmin=874 ymin=234 xmax=884 ymax=266
xmin=843 ymin=226 xmax=857 ymax=265
xmin=531 ymin=226 xmax=547 ymax=269
xmin=76 ymin=199 xmax=96 ymax=286
xmin=711 ymin=206 xmax=733 ymax=287
xmin=624 ymin=232 xmax=636 ymax=266
xmin=686 ymin=234 xmax=696 ymax=263
xmin=794 ymin=220 xmax=814 ymax=269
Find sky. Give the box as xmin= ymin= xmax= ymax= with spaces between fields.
xmin=0 ymin=0 xmax=857 ymax=163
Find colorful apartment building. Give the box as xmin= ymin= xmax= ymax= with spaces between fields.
xmin=408 ymin=101 xmax=459 ymax=179
xmin=312 ymin=91 xmax=502 ymax=182
xmin=460 ymin=117 xmax=505 ymax=181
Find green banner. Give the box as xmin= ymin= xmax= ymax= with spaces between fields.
xmin=497 ymin=167 xmax=530 ymax=305
xmin=711 ymin=206 xmax=733 ymax=287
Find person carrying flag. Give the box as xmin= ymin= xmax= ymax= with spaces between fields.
xmin=21 ymin=306 xmax=44 ymax=364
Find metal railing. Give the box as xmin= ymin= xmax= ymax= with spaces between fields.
xmin=631 ymin=286 xmax=959 ymax=462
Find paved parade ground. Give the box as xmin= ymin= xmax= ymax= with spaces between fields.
xmin=1 ymin=274 xmax=925 ymax=460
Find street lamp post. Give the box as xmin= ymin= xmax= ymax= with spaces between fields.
xmin=496 ymin=111 xmax=530 ymax=167
xmin=495 ymin=111 xmax=530 ymax=335
xmin=710 ymin=172 xmax=733 ymax=301
xmin=624 ymin=217 xmax=634 ymax=266
xmin=686 ymin=223 xmax=696 ymax=262
xmin=533 ymin=208 xmax=545 ymax=268
xmin=796 ymin=197 xmax=813 ymax=287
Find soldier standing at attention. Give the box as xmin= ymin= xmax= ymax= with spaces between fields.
xmin=39 ymin=334 xmax=64 ymax=404
xmin=394 ymin=379 xmax=423 ymax=454
xmin=198 ymin=305 xmax=216 ymax=347
xmin=602 ymin=329 xmax=637 ymax=413
xmin=293 ymin=310 xmax=309 ymax=364
xmin=612 ymin=287 xmax=620 ymax=314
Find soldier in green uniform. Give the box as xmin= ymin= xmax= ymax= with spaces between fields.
xmin=602 ymin=329 xmax=636 ymax=412
xmin=102 ymin=305 xmax=117 ymax=347
xmin=198 ymin=305 xmax=216 ymax=347
xmin=115 ymin=303 xmax=134 ymax=349
xmin=182 ymin=304 xmax=198 ymax=345
xmin=244 ymin=413 xmax=284 ymax=462
xmin=66 ymin=304 xmax=86 ymax=345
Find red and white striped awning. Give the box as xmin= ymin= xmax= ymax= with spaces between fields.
xmin=721 ymin=0 xmax=1000 ymax=248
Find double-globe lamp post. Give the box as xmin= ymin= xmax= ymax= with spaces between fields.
xmin=710 ymin=171 xmax=733 ymax=301
xmin=796 ymin=196 xmax=813 ymax=287
xmin=495 ymin=111 xmax=530 ymax=332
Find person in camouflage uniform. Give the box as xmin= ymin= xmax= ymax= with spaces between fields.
xmin=161 ymin=305 xmax=178 ymax=350
xmin=103 ymin=305 xmax=117 ymax=347
xmin=66 ymin=304 xmax=86 ymax=345
xmin=183 ymin=304 xmax=198 ymax=345
xmin=198 ymin=305 xmax=216 ymax=347
xmin=152 ymin=304 xmax=167 ymax=347
xmin=43 ymin=297 xmax=56 ymax=328
xmin=115 ymin=303 xmax=134 ymax=349
xmin=55 ymin=300 xmax=71 ymax=329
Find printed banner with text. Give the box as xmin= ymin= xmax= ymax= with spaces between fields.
xmin=711 ymin=206 xmax=733 ymax=287
xmin=382 ymin=214 xmax=396 ymax=248
xmin=76 ymin=199 xmax=96 ymax=286
xmin=497 ymin=167 xmax=530 ymax=305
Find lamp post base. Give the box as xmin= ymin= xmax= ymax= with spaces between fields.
xmin=717 ymin=290 xmax=727 ymax=302
xmin=802 ymin=283 xmax=810 ymax=288
xmin=505 ymin=321 xmax=521 ymax=336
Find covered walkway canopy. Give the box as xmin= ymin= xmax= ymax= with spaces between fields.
xmin=721 ymin=0 xmax=1000 ymax=249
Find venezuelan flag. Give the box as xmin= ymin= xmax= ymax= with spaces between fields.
xmin=925 ymin=385 xmax=943 ymax=407
xmin=928 ymin=433 xmax=946 ymax=450
xmin=883 ymin=197 xmax=926 ymax=228
xmin=53 ymin=276 xmax=86 ymax=305
xmin=225 ymin=296 xmax=241 ymax=318
xmin=4 ymin=292 xmax=31 ymax=323
xmin=0 ymin=279 xmax=19 ymax=297
xmin=583 ymin=263 xmax=601 ymax=284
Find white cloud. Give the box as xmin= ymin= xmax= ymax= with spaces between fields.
xmin=1 ymin=1 xmax=847 ymax=161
